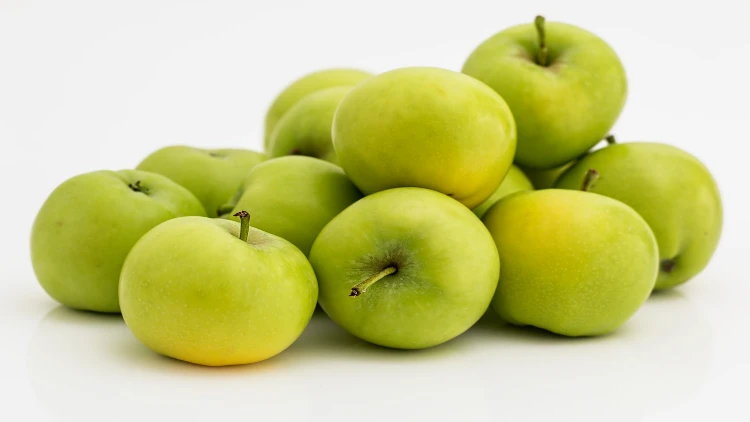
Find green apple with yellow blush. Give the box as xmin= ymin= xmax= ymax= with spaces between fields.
xmin=482 ymin=178 xmax=659 ymax=336
xmin=120 ymin=211 xmax=318 ymax=366
xmin=333 ymin=67 xmax=516 ymax=208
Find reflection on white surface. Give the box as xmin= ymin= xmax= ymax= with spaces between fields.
xmin=27 ymin=290 xmax=711 ymax=422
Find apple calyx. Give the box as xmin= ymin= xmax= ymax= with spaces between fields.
xmin=290 ymin=148 xmax=302 ymax=155
xmin=128 ymin=180 xmax=148 ymax=193
xmin=580 ymin=169 xmax=600 ymax=192
xmin=349 ymin=266 xmax=397 ymax=297
xmin=233 ymin=210 xmax=251 ymax=242
xmin=605 ymin=134 xmax=617 ymax=145
xmin=661 ymin=259 xmax=676 ymax=273
xmin=534 ymin=15 xmax=549 ymax=66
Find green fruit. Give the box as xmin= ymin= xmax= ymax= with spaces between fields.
xmin=31 ymin=170 xmax=206 ymax=313
xmin=333 ymin=67 xmax=516 ymax=208
xmin=309 ymin=188 xmax=499 ymax=349
xmin=555 ymin=142 xmax=723 ymax=289
xmin=229 ymin=156 xmax=362 ymax=256
xmin=120 ymin=213 xmax=317 ymax=366
xmin=264 ymin=68 xmax=372 ymax=148
xmin=463 ymin=16 xmax=626 ymax=169
xmin=483 ymin=189 xmax=658 ymax=336
xmin=136 ymin=146 xmax=266 ymax=217
xmin=472 ymin=165 xmax=534 ymax=218
xmin=268 ymin=86 xmax=352 ymax=164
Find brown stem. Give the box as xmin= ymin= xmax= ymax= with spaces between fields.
xmin=580 ymin=169 xmax=600 ymax=192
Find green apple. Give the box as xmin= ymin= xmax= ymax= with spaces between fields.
xmin=555 ymin=142 xmax=723 ymax=290
xmin=268 ymin=86 xmax=351 ymax=164
xmin=228 ymin=156 xmax=362 ymax=256
xmin=333 ymin=67 xmax=516 ymax=208
xmin=31 ymin=170 xmax=206 ymax=313
xmin=264 ymin=68 xmax=372 ymax=148
xmin=462 ymin=15 xmax=627 ymax=169
xmin=472 ymin=165 xmax=534 ymax=218
xmin=482 ymin=187 xmax=658 ymax=336
xmin=120 ymin=212 xmax=318 ymax=366
xmin=309 ymin=188 xmax=499 ymax=349
xmin=136 ymin=146 xmax=266 ymax=218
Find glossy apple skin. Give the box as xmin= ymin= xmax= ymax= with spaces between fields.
xmin=463 ymin=21 xmax=626 ymax=169
xmin=483 ymin=190 xmax=658 ymax=336
xmin=264 ymin=68 xmax=372 ymax=148
xmin=268 ymin=86 xmax=351 ymax=165
xmin=229 ymin=156 xmax=362 ymax=256
xmin=31 ymin=170 xmax=206 ymax=313
xmin=136 ymin=146 xmax=267 ymax=217
xmin=472 ymin=165 xmax=534 ymax=218
xmin=555 ymin=142 xmax=723 ymax=289
xmin=309 ymin=188 xmax=500 ymax=349
xmin=120 ymin=217 xmax=318 ymax=366
xmin=333 ymin=67 xmax=516 ymax=209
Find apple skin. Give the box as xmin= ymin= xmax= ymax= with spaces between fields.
xmin=472 ymin=165 xmax=534 ymax=218
xmin=333 ymin=67 xmax=516 ymax=209
xmin=119 ymin=216 xmax=318 ymax=366
xmin=554 ymin=142 xmax=723 ymax=290
xmin=136 ymin=146 xmax=267 ymax=218
xmin=31 ymin=170 xmax=206 ymax=313
xmin=462 ymin=20 xmax=626 ymax=169
xmin=228 ymin=156 xmax=362 ymax=256
xmin=482 ymin=189 xmax=658 ymax=336
xmin=268 ymin=86 xmax=352 ymax=165
xmin=264 ymin=68 xmax=373 ymax=148
xmin=309 ymin=188 xmax=500 ymax=349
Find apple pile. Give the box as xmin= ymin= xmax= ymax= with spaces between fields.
xmin=30 ymin=16 xmax=722 ymax=366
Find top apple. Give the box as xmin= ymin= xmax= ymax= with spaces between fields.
xmin=463 ymin=16 xmax=627 ymax=169
xmin=333 ymin=67 xmax=517 ymax=209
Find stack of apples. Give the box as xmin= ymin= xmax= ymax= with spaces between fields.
xmin=30 ymin=16 xmax=722 ymax=367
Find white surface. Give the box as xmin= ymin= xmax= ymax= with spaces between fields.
xmin=1 ymin=1 xmax=749 ymax=421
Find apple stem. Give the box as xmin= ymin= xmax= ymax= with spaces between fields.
xmin=580 ymin=169 xmax=600 ymax=192
xmin=128 ymin=180 xmax=146 ymax=193
xmin=350 ymin=266 xmax=397 ymax=297
xmin=605 ymin=134 xmax=616 ymax=145
xmin=535 ymin=15 xmax=549 ymax=66
xmin=233 ymin=210 xmax=251 ymax=242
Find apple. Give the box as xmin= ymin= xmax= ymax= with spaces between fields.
xmin=119 ymin=211 xmax=318 ymax=366
xmin=264 ymin=68 xmax=372 ymax=148
xmin=462 ymin=15 xmax=627 ymax=169
xmin=31 ymin=170 xmax=206 ymax=313
xmin=333 ymin=67 xmax=516 ymax=208
xmin=472 ymin=165 xmax=534 ymax=218
xmin=555 ymin=142 xmax=723 ymax=289
xmin=228 ymin=156 xmax=362 ymax=256
xmin=268 ymin=86 xmax=352 ymax=164
xmin=482 ymin=182 xmax=658 ymax=336
xmin=309 ymin=187 xmax=500 ymax=349
xmin=136 ymin=146 xmax=266 ymax=217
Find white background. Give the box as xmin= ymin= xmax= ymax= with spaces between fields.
xmin=1 ymin=1 xmax=749 ymax=421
